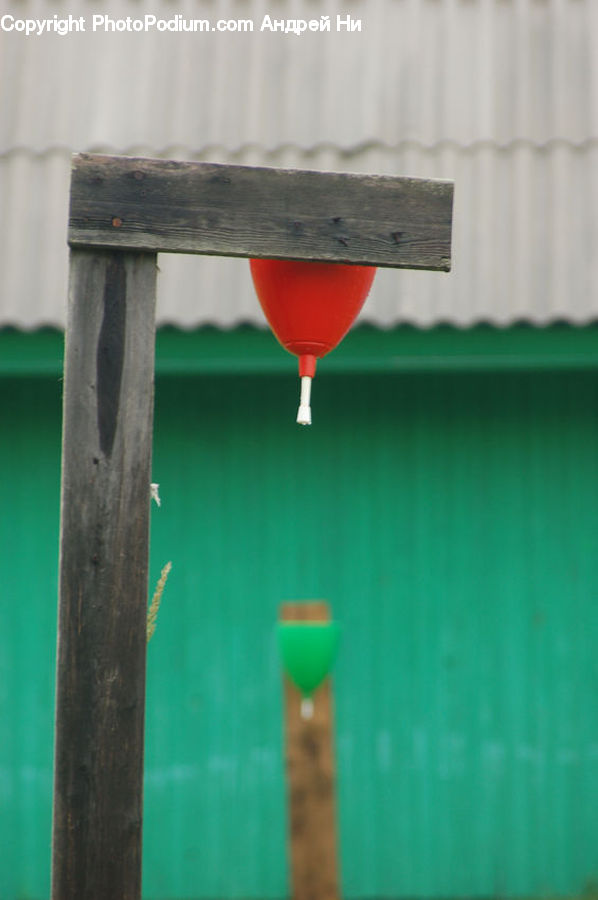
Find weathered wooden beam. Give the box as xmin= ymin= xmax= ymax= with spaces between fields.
xmin=51 ymin=249 xmax=157 ymax=900
xmin=281 ymin=602 xmax=339 ymax=900
xmin=69 ymin=153 xmax=453 ymax=271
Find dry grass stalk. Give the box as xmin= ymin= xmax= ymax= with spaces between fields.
xmin=147 ymin=561 xmax=172 ymax=642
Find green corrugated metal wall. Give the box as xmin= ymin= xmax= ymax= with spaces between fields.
xmin=0 ymin=378 xmax=59 ymax=900
xmin=1 ymin=357 xmax=598 ymax=898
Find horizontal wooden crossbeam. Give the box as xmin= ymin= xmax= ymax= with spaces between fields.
xmin=69 ymin=154 xmax=453 ymax=271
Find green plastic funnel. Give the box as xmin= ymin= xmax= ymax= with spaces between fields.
xmin=278 ymin=621 xmax=340 ymax=697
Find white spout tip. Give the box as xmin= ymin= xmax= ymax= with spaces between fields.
xmin=297 ymin=404 xmax=312 ymax=426
xmin=297 ymin=375 xmax=312 ymax=425
xmin=301 ymin=697 xmax=314 ymax=719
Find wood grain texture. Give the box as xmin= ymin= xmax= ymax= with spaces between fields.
xmin=69 ymin=153 xmax=453 ymax=271
xmin=51 ymin=249 xmax=157 ymax=900
xmin=281 ymin=602 xmax=339 ymax=900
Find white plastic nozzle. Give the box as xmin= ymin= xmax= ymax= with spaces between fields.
xmin=301 ymin=697 xmax=314 ymax=719
xmin=297 ymin=376 xmax=312 ymax=426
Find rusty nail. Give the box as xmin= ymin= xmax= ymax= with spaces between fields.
xmin=111 ymin=217 xmax=122 ymax=228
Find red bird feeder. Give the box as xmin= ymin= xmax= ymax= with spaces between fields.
xmin=250 ymin=259 xmax=376 ymax=424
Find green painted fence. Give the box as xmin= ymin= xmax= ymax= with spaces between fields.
xmin=1 ymin=330 xmax=597 ymax=898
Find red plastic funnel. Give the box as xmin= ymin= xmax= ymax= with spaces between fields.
xmin=250 ymin=259 xmax=376 ymax=424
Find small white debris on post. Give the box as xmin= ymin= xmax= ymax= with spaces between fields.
xmin=150 ymin=483 xmax=161 ymax=506
xmin=296 ymin=376 xmax=312 ymax=426
xmin=300 ymin=697 xmax=314 ymax=720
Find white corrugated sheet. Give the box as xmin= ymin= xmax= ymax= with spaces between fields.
xmin=1 ymin=0 xmax=597 ymax=329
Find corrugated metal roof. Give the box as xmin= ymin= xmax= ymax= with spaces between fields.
xmin=1 ymin=0 xmax=597 ymax=329
xmin=3 ymin=0 xmax=597 ymax=149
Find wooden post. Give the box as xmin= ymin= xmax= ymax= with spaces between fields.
xmin=281 ymin=602 xmax=339 ymax=900
xmin=51 ymin=249 xmax=157 ymax=900
xmin=53 ymin=153 xmax=453 ymax=898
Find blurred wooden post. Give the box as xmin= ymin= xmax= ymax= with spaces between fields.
xmin=280 ymin=601 xmax=339 ymax=900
